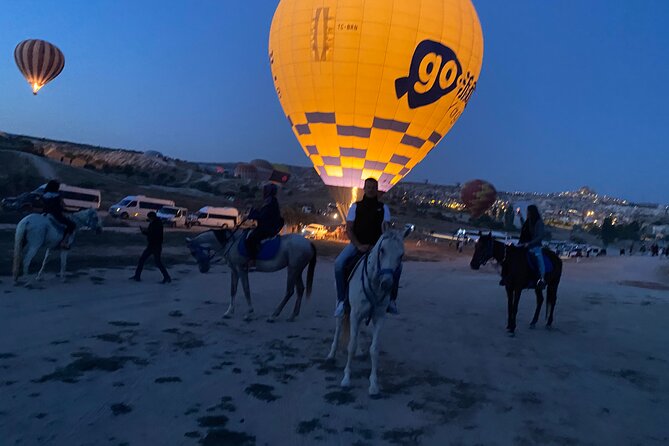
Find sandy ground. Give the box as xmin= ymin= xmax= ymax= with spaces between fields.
xmin=0 ymin=255 xmax=668 ymax=446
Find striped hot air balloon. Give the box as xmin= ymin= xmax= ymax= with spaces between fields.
xmin=14 ymin=39 xmax=65 ymax=95
xmin=460 ymin=179 xmax=497 ymax=218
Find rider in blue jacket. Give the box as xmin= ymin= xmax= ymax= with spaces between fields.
xmin=518 ymin=204 xmax=546 ymax=289
xmin=246 ymin=183 xmax=284 ymax=268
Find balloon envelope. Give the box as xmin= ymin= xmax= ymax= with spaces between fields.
xmin=460 ymin=179 xmax=497 ymax=218
xmin=14 ymin=39 xmax=65 ymax=95
xmin=269 ymin=0 xmax=484 ymax=210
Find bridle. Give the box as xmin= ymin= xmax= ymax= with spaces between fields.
xmin=360 ymin=235 xmax=401 ymax=324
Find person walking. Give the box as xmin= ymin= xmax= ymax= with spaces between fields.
xmin=130 ymin=211 xmax=171 ymax=283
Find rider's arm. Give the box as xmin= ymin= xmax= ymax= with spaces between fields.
xmin=345 ymin=203 xmax=364 ymax=249
xmin=382 ymin=204 xmax=391 ymax=233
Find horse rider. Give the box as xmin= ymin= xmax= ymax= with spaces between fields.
xmin=334 ymin=177 xmax=400 ymax=317
xmin=245 ymin=183 xmax=284 ymax=269
xmin=42 ymin=180 xmax=76 ymax=249
xmin=517 ymin=204 xmax=546 ymax=289
xmin=130 ymin=211 xmax=171 ymax=283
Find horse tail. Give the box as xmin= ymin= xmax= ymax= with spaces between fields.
xmin=13 ymin=220 xmax=28 ymax=281
xmin=305 ymin=242 xmax=317 ymax=300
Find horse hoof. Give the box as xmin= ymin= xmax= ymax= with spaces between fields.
xmin=340 ymin=378 xmax=351 ymax=388
xmin=368 ymin=386 xmax=380 ymax=396
xmin=545 ymin=324 xmax=553 ymax=330
xmin=325 ymin=354 xmax=335 ymax=362
xmin=529 ymin=323 xmax=536 ymax=329
xmin=287 ymin=316 xmax=296 ymax=323
xmin=266 ymin=317 xmax=275 ymax=323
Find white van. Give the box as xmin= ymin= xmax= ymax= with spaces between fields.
xmin=35 ymin=184 xmax=101 ymax=211
xmin=194 ymin=206 xmax=239 ymax=228
xmin=109 ymin=195 xmax=175 ymax=220
xmin=301 ymin=223 xmax=328 ymax=239
xmin=156 ymin=206 xmax=188 ymax=227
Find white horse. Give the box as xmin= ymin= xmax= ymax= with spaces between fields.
xmin=327 ymin=227 xmax=410 ymax=395
xmin=12 ymin=208 xmax=103 ymax=285
xmin=187 ymin=229 xmax=317 ymax=321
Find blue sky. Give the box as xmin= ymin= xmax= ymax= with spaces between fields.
xmin=1 ymin=1 xmax=668 ymax=203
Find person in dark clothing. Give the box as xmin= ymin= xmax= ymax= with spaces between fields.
xmin=42 ymin=180 xmax=76 ymax=249
xmin=517 ymin=204 xmax=546 ymax=288
xmin=245 ymin=183 xmax=284 ymax=269
xmin=334 ymin=177 xmax=400 ymax=317
xmin=130 ymin=211 xmax=171 ymax=283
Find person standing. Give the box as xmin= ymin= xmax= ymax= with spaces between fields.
xmin=334 ymin=177 xmax=399 ymax=317
xmin=130 ymin=211 xmax=171 ymax=283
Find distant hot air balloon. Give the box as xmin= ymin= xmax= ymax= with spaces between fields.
xmin=269 ymin=0 xmax=484 ymax=214
xmin=460 ymin=179 xmax=497 ymax=218
xmin=14 ymin=39 xmax=65 ymax=95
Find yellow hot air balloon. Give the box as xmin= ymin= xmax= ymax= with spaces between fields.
xmin=269 ymin=0 xmax=484 ymax=213
xmin=14 ymin=39 xmax=65 ymax=95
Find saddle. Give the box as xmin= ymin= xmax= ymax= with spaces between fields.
xmin=44 ymin=214 xmax=66 ymax=231
xmin=237 ymin=229 xmax=282 ymax=261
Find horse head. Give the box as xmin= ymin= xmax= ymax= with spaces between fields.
xmin=375 ymin=229 xmax=407 ymax=293
xmin=73 ymin=209 xmax=102 ymax=234
xmin=186 ymin=232 xmax=225 ymax=273
xmin=470 ymin=232 xmax=493 ymax=270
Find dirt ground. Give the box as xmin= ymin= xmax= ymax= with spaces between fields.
xmin=1 ymin=247 xmax=668 ymax=445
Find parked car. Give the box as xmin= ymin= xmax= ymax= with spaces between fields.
xmin=301 ymin=223 xmax=328 ymax=239
xmin=109 ymin=195 xmax=175 ymax=220
xmin=194 ymin=206 xmax=240 ymax=228
xmin=2 ymin=184 xmax=101 ymax=212
xmin=1 ymin=191 xmax=44 ymax=212
xmin=156 ymin=206 xmax=188 ymax=228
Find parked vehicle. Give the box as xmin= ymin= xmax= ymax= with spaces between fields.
xmin=194 ymin=206 xmax=239 ymax=228
xmin=109 ymin=195 xmax=175 ymax=220
xmin=156 ymin=206 xmax=188 ymax=227
xmin=2 ymin=184 xmax=101 ymax=212
xmin=302 ymin=223 xmax=328 ymax=239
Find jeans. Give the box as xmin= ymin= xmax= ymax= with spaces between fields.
xmin=334 ymin=243 xmax=402 ymax=302
xmin=335 ymin=243 xmax=361 ymax=302
xmin=531 ymin=247 xmax=545 ymax=277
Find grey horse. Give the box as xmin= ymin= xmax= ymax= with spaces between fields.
xmin=187 ymin=229 xmax=317 ymax=321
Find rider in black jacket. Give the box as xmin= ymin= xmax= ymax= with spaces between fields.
xmin=246 ymin=183 xmax=284 ymax=268
xmin=42 ymin=180 xmax=76 ymax=249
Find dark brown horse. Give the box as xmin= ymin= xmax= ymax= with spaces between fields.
xmin=470 ymin=234 xmax=562 ymax=334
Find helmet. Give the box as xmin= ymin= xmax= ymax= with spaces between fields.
xmin=263 ymin=182 xmax=278 ymax=198
xmin=44 ymin=179 xmax=60 ymax=193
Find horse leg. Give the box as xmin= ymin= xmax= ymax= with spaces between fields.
xmin=341 ymin=314 xmax=360 ymax=388
xmin=530 ymin=287 xmax=544 ymax=328
xmin=59 ymin=250 xmax=68 ymax=282
xmin=239 ymin=270 xmax=254 ymax=321
xmin=36 ymin=249 xmax=50 ymax=281
xmin=269 ymin=269 xmax=296 ymax=322
xmin=224 ymin=269 xmax=238 ymax=318
xmin=23 ymin=244 xmax=41 ymax=286
xmin=290 ymin=274 xmax=305 ymax=321
xmin=546 ymin=283 xmax=558 ymax=328
xmin=368 ymin=315 xmax=385 ymax=396
xmin=326 ymin=314 xmax=343 ymax=360
xmin=505 ymin=286 xmax=514 ymax=331
xmin=509 ymin=289 xmax=522 ymax=335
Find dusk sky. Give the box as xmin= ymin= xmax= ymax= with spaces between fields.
xmin=1 ymin=1 xmax=668 ymax=204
